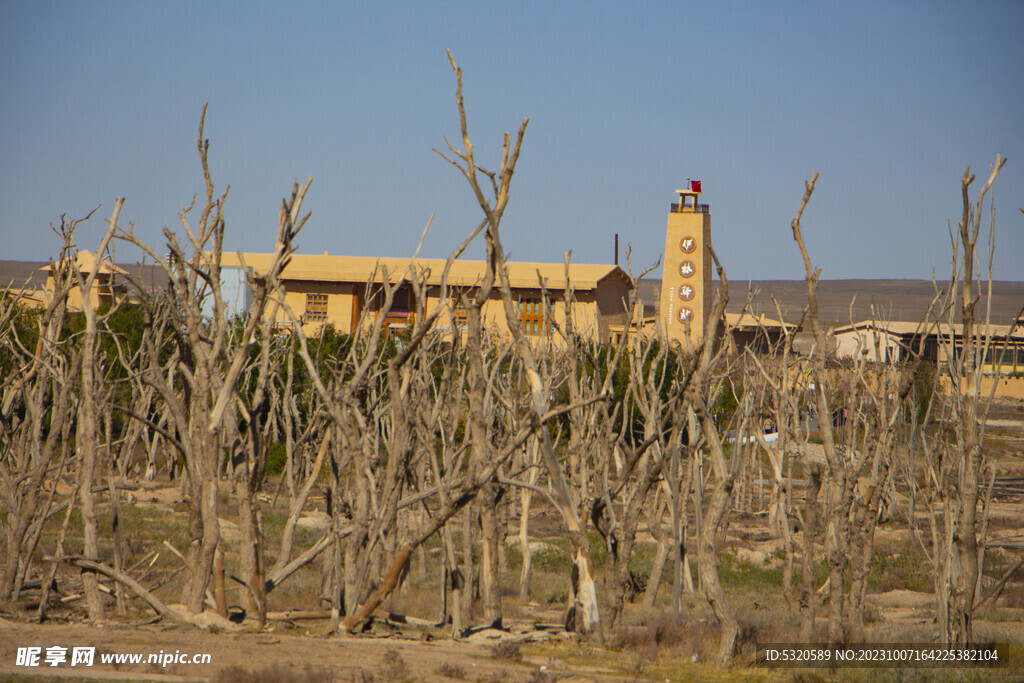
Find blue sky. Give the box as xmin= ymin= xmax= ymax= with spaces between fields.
xmin=1 ymin=1 xmax=1022 ymax=281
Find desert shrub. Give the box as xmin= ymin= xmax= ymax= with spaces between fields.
xmin=380 ymin=648 xmax=407 ymax=681
xmin=490 ymin=640 xmax=523 ymax=661
xmin=533 ymin=544 xmax=569 ymax=572
xmin=711 ymin=380 xmax=742 ymax=428
xmin=616 ymin=611 xmax=717 ymax=663
xmin=911 ymin=359 xmax=937 ymax=421
xmin=436 ymin=661 xmax=466 ymax=679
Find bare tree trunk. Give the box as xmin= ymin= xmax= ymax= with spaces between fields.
xmin=213 ymin=547 xmax=228 ymax=617
xmin=799 ymin=463 xmax=821 ymax=642
xmin=642 ymin=492 xmax=672 ymax=607
xmin=108 ymin=477 xmax=127 ymax=617
xmin=478 ymin=481 xmax=504 ymax=629
xmin=74 ymin=201 xmax=122 ymax=621
xmin=517 ymin=440 xmax=538 ymax=602
xmin=944 ymin=158 xmax=1005 ymax=647
xmin=695 ymin=401 xmax=740 ymax=666
xmin=441 ymin=524 xmax=465 ymax=635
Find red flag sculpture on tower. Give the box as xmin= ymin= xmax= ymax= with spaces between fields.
xmin=689 ymin=179 xmax=702 ymax=192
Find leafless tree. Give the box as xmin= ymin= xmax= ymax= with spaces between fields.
xmin=434 ymin=48 xmax=619 ymax=643
xmin=70 ymin=200 xmax=123 ymax=620
xmin=926 ymin=157 xmax=1007 ymax=646
xmin=116 ymin=105 xmax=308 ymax=614
xmin=0 ymin=217 xmax=82 ymax=604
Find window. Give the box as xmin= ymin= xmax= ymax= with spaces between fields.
xmin=519 ymin=297 xmax=547 ymax=336
xmin=452 ymin=300 xmax=468 ymax=329
xmin=984 ymin=344 xmax=1024 ymax=367
xmin=305 ymin=293 xmax=328 ymax=322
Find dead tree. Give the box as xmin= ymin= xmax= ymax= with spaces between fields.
xmin=117 ymin=106 xmax=308 ymax=614
xmin=788 ymin=172 xmax=855 ymax=643
xmin=435 ymin=49 xmax=613 ymax=643
xmin=928 ymin=157 xmax=1007 ymax=647
xmin=0 ymin=219 xmax=82 ymax=604
xmin=684 ymin=251 xmax=736 ymax=665
xmin=594 ymin=321 xmax=680 ymax=628
xmin=70 ymin=199 xmax=123 ymax=620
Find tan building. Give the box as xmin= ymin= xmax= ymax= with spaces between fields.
xmin=40 ymin=250 xmax=127 ymax=311
xmin=832 ymin=319 xmax=1024 ymax=398
xmin=220 ymin=252 xmax=634 ymax=345
xmin=659 ymin=183 xmax=712 ymax=347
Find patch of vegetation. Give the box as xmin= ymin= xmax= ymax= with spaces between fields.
xmin=525 ymin=669 xmax=556 ymax=683
xmin=717 ymin=551 xmax=784 ymax=590
xmin=911 ymin=359 xmax=937 ymax=421
xmin=532 ymin=542 xmax=570 ymax=573
xmin=868 ymin=549 xmax=931 ymax=593
xmin=219 ymin=662 xmax=340 ymax=682
xmin=711 ymin=380 xmax=742 ymax=428
xmin=265 ymin=442 xmax=288 ymax=476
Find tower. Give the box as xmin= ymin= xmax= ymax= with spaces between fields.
xmin=659 ymin=182 xmax=711 ymax=347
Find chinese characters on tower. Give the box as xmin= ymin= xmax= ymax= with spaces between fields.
xmin=659 ymin=183 xmax=710 ymax=345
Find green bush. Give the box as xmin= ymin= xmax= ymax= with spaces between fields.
xmin=266 ymin=442 xmax=288 ymax=476
xmin=911 ymin=360 xmax=937 ymax=421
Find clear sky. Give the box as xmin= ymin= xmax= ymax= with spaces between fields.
xmin=2 ymin=1 xmax=1022 ymax=281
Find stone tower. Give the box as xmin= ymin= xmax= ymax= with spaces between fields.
xmin=659 ymin=182 xmax=711 ymax=346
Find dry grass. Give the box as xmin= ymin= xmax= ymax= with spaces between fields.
xmin=380 ymin=648 xmax=408 ymax=681
xmin=219 ymin=662 xmax=343 ymax=682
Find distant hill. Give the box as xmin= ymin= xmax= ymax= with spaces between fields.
xmin=0 ymin=260 xmax=49 ymax=290
xmin=635 ymin=279 xmax=1024 ymax=327
xmin=0 ymin=260 xmax=170 ymax=295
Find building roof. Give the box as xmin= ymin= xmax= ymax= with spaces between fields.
xmin=725 ymin=312 xmax=794 ymax=331
xmin=220 ymin=252 xmax=632 ymax=291
xmin=833 ymin=319 xmax=1024 ymax=340
xmin=39 ymin=250 xmax=128 ymax=276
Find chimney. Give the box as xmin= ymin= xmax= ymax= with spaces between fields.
xmin=614 ymin=233 xmax=619 ymax=266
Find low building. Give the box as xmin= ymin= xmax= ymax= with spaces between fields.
xmin=724 ymin=312 xmax=795 ymax=355
xmin=832 ymin=319 xmax=1024 ymax=373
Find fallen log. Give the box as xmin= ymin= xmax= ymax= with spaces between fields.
xmin=265 ymin=530 xmax=338 ymax=593
xmin=45 ymin=556 xmax=187 ymax=626
xmin=266 ymin=609 xmax=332 ymax=621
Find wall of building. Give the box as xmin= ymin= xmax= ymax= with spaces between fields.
xmin=595 ymin=276 xmax=631 ymax=344
xmin=47 ymin=273 xmax=114 ymax=312
xmin=280 ymin=279 xmax=611 ymax=348
xmin=834 ymin=328 xmax=902 ymax=362
xmin=201 ymin=265 xmax=252 ymax=320
xmin=939 ymin=375 xmax=1024 ymax=400
xmin=281 ymin=280 xmax=357 ymax=335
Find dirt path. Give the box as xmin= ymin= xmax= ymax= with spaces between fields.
xmin=0 ymin=618 xmax=576 ymax=682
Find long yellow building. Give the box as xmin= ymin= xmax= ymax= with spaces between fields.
xmin=219 ymin=251 xmax=634 ymax=344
